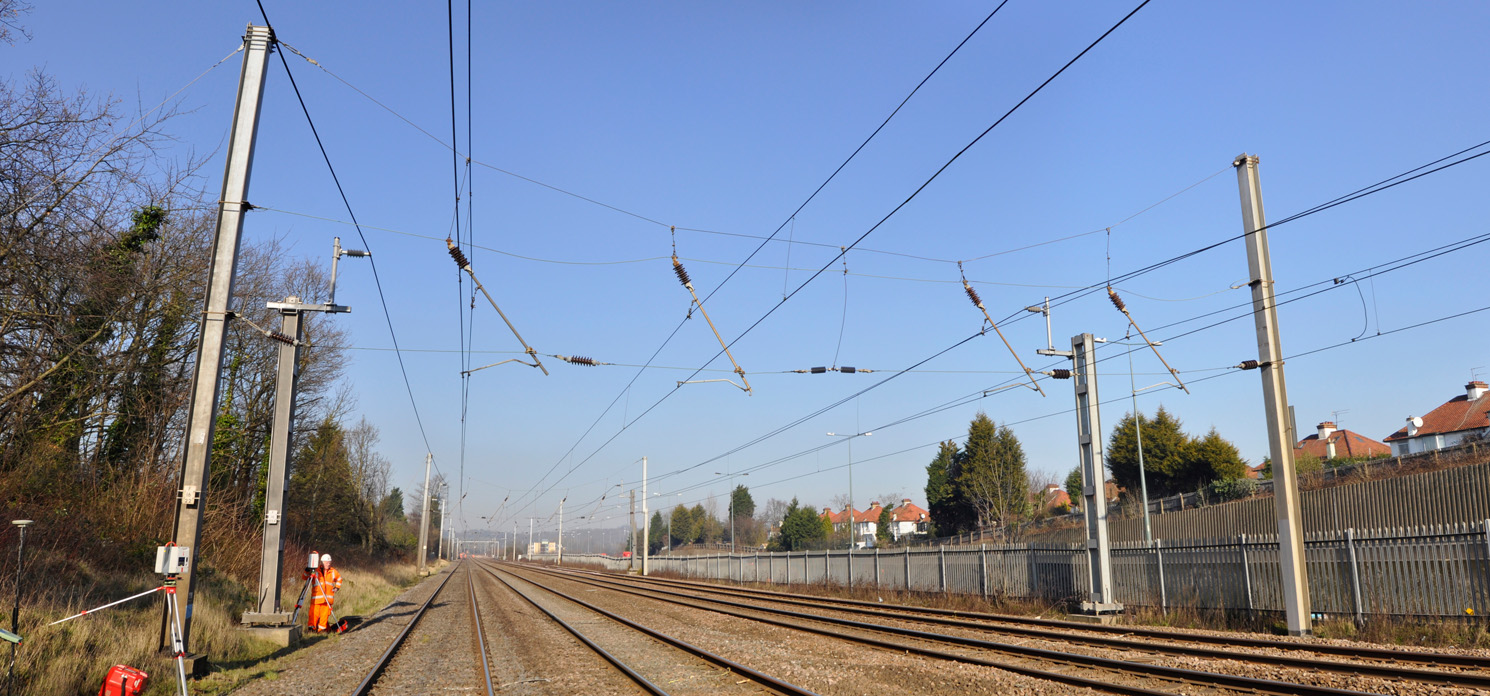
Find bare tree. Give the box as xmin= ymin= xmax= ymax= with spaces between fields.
xmin=0 ymin=0 xmax=30 ymax=45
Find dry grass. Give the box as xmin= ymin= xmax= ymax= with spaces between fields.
xmin=9 ymin=559 xmax=421 ymax=696
xmin=190 ymin=561 xmax=421 ymax=696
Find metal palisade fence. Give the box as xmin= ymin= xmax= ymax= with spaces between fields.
xmin=1031 ymin=457 xmax=1490 ymax=544
xmin=550 ymin=519 xmax=1490 ymax=619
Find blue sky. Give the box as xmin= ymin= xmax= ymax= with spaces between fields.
xmin=11 ymin=2 xmax=1490 ymax=542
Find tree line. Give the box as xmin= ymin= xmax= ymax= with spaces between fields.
xmin=0 ymin=45 xmax=410 ymax=579
xmin=928 ymin=408 xmax=1249 ymax=538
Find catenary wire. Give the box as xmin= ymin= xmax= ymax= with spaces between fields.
xmin=497 ymin=4 xmax=1022 ymax=521
xmin=502 ymin=0 xmax=1155 ymax=523
xmin=564 ymin=215 xmax=1490 ymax=514
xmin=252 ymin=1 xmax=438 ymax=467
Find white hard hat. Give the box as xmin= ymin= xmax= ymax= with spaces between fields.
xmin=320 ymin=554 xmax=332 ymax=563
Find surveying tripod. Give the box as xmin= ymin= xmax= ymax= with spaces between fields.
xmin=161 ymin=572 xmax=191 ymax=696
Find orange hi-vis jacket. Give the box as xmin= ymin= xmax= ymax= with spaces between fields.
xmin=312 ymin=567 xmax=342 ymax=606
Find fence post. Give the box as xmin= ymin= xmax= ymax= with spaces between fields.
xmin=1346 ymin=528 xmax=1364 ymax=624
xmin=875 ymin=547 xmax=881 ymax=589
xmin=825 ymin=550 xmax=831 ymax=586
xmin=1239 ymin=534 xmax=1255 ymax=616
xmin=848 ymin=546 xmax=854 ymax=589
xmin=770 ymin=552 xmax=774 ymax=584
xmin=905 ymin=547 xmax=911 ymax=591
xmin=1155 ymin=539 xmax=1167 ymax=615
xmin=1026 ymin=543 xmax=1038 ymax=600
xmin=980 ymin=544 xmax=988 ymax=599
xmin=939 ymin=546 xmax=947 ymax=594
xmin=1483 ymin=519 xmax=1490 ymax=584
xmin=786 ymin=551 xmax=791 ymax=585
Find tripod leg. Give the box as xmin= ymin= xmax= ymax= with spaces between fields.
xmin=289 ymin=577 xmax=312 ymax=625
xmin=165 ymin=589 xmax=190 ymax=696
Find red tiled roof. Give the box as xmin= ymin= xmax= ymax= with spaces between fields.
xmin=891 ymin=500 xmax=928 ymax=523
xmin=1384 ymin=392 xmax=1490 ymax=442
xmin=1294 ymin=429 xmax=1390 ymax=459
xmin=820 ymin=507 xmax=850 ymax=524
xmin=854 ymin=503 xmax=883 ymax=524
xmin=1037 ymin=487 xmax=1071 ymax=509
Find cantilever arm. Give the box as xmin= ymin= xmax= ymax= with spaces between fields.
xmin=448 ymin=239 xmax=549 ymax=376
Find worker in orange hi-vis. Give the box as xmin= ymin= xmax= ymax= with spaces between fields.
xmin=307 ymin=553 xmax=343 ymax=632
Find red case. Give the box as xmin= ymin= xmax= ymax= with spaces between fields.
xmin=98 ymin=665 xmax=148 ymax=696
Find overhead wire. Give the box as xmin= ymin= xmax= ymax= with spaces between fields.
xmin=496 ymin=3 xmax=1020 ymax=521
xmin=512 ymin=0 xmax=1158 ymax=515
xmin=555 ymin=158 xmax=1490 ymax=517
xmin=251 ymin=1 xmax=439 ymax=470
xmin=630 ymin=296 xmax=1490 ymax=517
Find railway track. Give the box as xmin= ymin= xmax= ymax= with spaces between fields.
xmin=472 ymin=560 xmax=820 ymax=696
xmin=554 ymin=564 xmax=1490 ymax=689
xmin=513 ymin=563 xmax=1410 ymax=696
xmin=351 ymin=562 xmax=495 ymax=696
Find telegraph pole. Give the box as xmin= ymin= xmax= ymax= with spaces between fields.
xmin=628 ymin=490 xmax=637 ymax=572
xmin=1235 ymin=154 xmax=1311 ymax=635
xmin=245 ymin=237 xmax=359 ymax=629
xmin=437 ymin=493 xmax=447 ymax=561
xmin=242 ymin=302 xmax=303 ymax=629
xmin=164 ymin=25 xmax=274 ymax=666
xmin=1069 ymin=333 xmax=1121 ymax=614
xmin=557 ymin=498 xmax=564 ymax=565
xmin=417 ymin=454 xmax=433 ymax=574
xmin=641 ymin=457 xmax=649 ymax=576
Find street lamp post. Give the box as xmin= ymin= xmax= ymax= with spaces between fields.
xmin=715 ymin=472 xmax=749 ymax=554
xmin=8 ymin=520 xmax=32 ymax=695
xmin=1115 ymin=338 xmax=1171 ymax=546
xmin=826 ymin=432 xmax=871 ymax=548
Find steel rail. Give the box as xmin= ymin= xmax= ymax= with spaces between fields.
xmin=583 ymin=564 xmax=1490 ymax=671
xmin=466 ymin=562 xmax=496 ymax=696
xmin=499 ymin=563 xmax=1178 ymax=696
xmin=349 ymin=563 xmax=460 ymax=696
xmin=471 ymin=561 xmax=670 ymax=695
xmin=518 ymin=564 xmax=1383 ymax=696
xmin=559 ymin=566 xmax=1490 ymax=689
xmin=479 ymin=561 xmax=819 ymax=696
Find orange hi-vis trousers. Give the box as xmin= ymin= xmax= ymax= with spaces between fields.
xmin=307 ymin=567 xmax=342 ymax=631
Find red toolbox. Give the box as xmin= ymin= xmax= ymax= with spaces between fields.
xmin=98 ymin=665 xmax=148 ymax=696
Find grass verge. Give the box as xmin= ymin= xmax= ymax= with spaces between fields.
xmin=10 ymin=559 xmax=422 ymax=696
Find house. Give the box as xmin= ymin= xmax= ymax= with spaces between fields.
xmin=854 ymin=502 xmax=883 ymax=541
xmin=1035 ymin=484 xmax=1071 ymax=511
xmin=1384 ymin=381 xmax=1490 ymax=456
xmin=1294 ymin=421 xmax=1390 ymax=461
xmin=888 ymin=499 xmax=929 ymax=540
xmin=821 ymin=507 xmax=850 ymax=532
xmin=822 ymin=504 xmax=881 ymax=543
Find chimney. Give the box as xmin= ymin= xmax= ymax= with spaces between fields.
xmin=1406 ymin=416 xmax=1420 ymax=438
xmin=1326 ymin=440 xmax=1337 ymax=460
xmin=1317 ymin=421 xmax=1336 ymax=440
xmin=901 ymin=498 xmax=912 ymax=505
xmin=1468 ymin=381 xmax=1488 ymax=400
